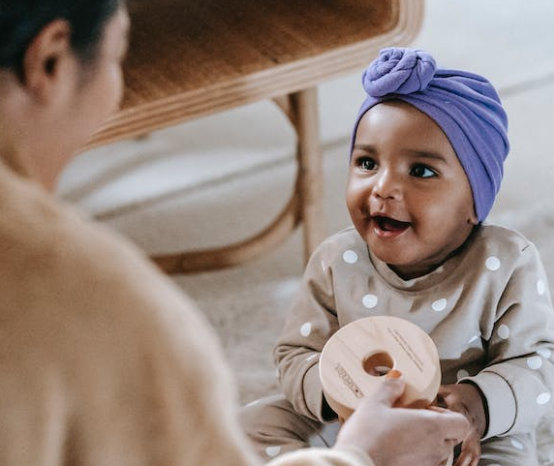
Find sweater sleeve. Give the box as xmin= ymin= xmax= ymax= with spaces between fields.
xmin=267 ymin=447 xmax=375 ymax=466
xmin=460 ymin=243 xmax=554 ymax=439
xmin=274 ymin=240 xmax=341 ymax=422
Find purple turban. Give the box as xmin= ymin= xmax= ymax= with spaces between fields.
xmin=351 ymin=47 xmax=509 ymax=222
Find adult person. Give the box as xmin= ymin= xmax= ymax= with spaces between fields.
xmin=0 ymin=1 xmax=469 ymax=465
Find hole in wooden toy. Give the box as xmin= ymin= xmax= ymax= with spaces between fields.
xmin=362 ymin=352 xmax=394 ymax=377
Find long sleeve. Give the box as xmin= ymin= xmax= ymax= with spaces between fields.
xmin=460 ymin=242 xmax=554 ymax=439
xmin=274 ymin=239 xmax=341 ymax=422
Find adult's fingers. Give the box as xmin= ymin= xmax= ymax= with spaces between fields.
xmin=453 ymin=448 xmax=477 ymax=466
xmin=433 ymin=409 xmax=470 ymax=445
xmin=454 ymin=432 xmax=481 ymax=466
xmin=375 ymin=376 xmax=406 ymax=407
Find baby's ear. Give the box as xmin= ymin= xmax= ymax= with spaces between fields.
xmin=468 ymin=210 xmax=479 ymax=225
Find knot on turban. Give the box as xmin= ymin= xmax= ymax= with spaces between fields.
xmin=352 ymin=47 xmax=509 ymax=222
xmin=362 ymin=47 xmax=436 ymax=96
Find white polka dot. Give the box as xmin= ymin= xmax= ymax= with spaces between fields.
xmin=300 ymin=322 xmax=312 ymax=337
xmin=266 ymin=446 xmax=282 ymax=457
xmin=537 ymin=280 xmax=546 ymax=296
xmin=510 ymin=439 xmax=524 ymax=451
xmin=497 ymin=324 xmax=510 ymax=340
xmin=537 ymin=392 xmax=552 ymax=405
xmin=306 ymin=354 xmax=317 ymax=362
xmin=468 ymin=335 xmax=480 ymax=344
xmin=537 ymin=348 xmax=552 ymax=359
xmin=343 ymin=250 xmax=358 ymax=264
xmin=486 ymin=256 xmax=501 ymax=271
xmin=362 ymin=294 xmax=379 ymax=309
xmin=527 ymin=356 xmax=543 ymax=370
xmin=457 ymin=369 xmax=470 ymax=380
xmin=432 ymin=298 xmax=448 ymax=312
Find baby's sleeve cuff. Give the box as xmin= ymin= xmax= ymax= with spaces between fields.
xmin=460 ymin=370 xmax=516 ymax=439
xmin=302 ymin=363 xmax=338 ymax=422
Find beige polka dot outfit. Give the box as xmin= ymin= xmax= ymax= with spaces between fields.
xmin=242 ymin=225 xmax=554 ymax=466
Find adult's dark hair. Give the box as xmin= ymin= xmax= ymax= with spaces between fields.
xmin=0 ymin=0 xmax=123 ymax=73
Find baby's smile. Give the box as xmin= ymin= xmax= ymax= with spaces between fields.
xmin=371 ymin=215 xmax=411 ymax=238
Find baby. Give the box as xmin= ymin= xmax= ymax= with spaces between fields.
xmin=242 ymin=48 xmax=554 ymax=466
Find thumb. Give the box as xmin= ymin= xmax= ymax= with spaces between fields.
xmin=378 ymin=374 xmax=406 ymax=406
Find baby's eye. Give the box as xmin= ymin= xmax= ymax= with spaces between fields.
xmin=410 ymin=164 xmax=437 ymax=178
xmin=357 ymin=157 xmax=377 ymax=171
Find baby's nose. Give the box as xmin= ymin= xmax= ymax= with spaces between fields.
xmin=372 ymin=169 xmax=402 ymax=200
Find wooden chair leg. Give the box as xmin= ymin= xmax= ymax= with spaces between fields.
xmin=152 ymin=87 xmax=325 ymax=274
xmin=289 ymin=88 xmax=325 ymax=264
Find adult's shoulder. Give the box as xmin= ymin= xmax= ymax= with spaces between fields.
xmin=0 ymin=168 xmax=221 ymax=371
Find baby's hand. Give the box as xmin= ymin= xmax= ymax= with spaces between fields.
xmin=438 ymin=384 xmax=487 ymax=466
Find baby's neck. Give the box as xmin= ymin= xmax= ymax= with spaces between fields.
xmin=388 ymin=262 xmax=443 ymax=281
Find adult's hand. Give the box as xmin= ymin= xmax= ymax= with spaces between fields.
xmin=334 ymin=377 xmax=469 ymax=466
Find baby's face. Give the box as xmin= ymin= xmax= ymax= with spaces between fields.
xmin=346 ymin=101 xmax=478 ymax=279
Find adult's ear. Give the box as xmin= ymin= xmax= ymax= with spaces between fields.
xmin=22 ymin=19 xmax=74 ymax=104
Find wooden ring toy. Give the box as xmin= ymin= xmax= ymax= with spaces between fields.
xmin=319 ymin=315 xmax=442 ymax=419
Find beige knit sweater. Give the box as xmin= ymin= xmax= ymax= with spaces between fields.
xmin=0 ymin=160 xmax=373 ymax=466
